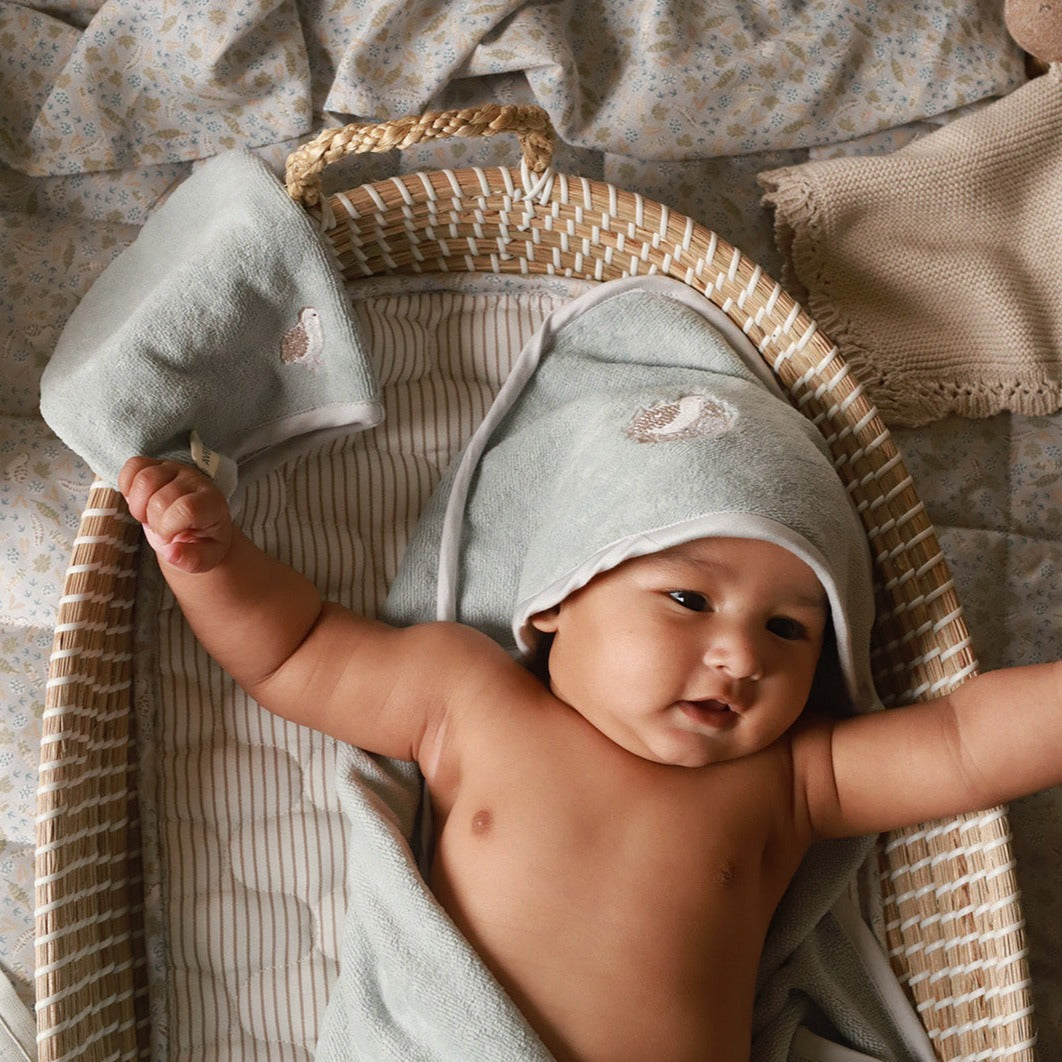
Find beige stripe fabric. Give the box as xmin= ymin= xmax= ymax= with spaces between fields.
xmin=140 ymin=286 xmax=565 ymax=1057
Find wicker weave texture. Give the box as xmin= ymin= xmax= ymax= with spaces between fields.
xmin=36 ymin=485 xmax=149 ymax=1061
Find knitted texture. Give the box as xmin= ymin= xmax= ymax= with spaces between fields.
xmin=759 ymin=66 xmax=1062 ymax=427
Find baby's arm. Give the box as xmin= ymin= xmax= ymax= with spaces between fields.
xmin=797 ymin=661 xmax=1062 ymax=839
xmin=118 ymin=458 xmax=506 ymax=769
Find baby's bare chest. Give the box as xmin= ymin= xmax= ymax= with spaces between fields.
xmin=435 ymin=696 xmax=802 ymax=878
xmin=436 ymin=734 xmax=799 ymax=918
xmin=427 ymin=708 xmax=807 ymax=1058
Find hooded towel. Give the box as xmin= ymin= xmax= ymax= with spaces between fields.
xmin=317 ymin=277 xmax=937 ymax=1061
xmin=384 ymin=275 xmax=878 ymax=713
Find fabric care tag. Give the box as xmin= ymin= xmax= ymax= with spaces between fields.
xmin=190 ymin=430 xmax=223 ymax=479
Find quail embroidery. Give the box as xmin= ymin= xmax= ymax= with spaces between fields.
xmin=281 ymin=306 xmax=325 ymax=369
xmin=625 ymin=394 xmax=736 ymax=443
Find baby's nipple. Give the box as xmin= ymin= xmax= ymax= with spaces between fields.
xmin=471 ymin=808 xmax=493 ymax=836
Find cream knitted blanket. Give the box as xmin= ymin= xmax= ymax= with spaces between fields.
xmin=759 ymin=66 xmax=1062 ymax=427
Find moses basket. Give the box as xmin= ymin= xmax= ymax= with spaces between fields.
xmin=36 ymin=104 xmax=1036 ymax=1061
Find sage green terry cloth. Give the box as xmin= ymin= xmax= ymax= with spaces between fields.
xmin=385 ymin=275 xmax=877 ymax=711
xmin=40 ymin=149 xmax=382 ymax=496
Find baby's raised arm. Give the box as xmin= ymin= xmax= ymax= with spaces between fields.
xmin=118 ymin=458 xmax=509 ymax=772
xmin=797 ymin=662 xmax=1062 ymax=839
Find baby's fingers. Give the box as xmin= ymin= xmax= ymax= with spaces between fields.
xmin=120 ymin=458 xmax=207 ymax=529
xmin=118 ymin=458 xmax=232 ymax=572
xmin=144 ymin=526 xmax=230 ymax=573
xmin=118 ymin=457 xmax=181 ymax=524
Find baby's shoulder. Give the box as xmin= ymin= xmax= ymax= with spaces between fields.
xmin=787 ymin=714 xmax=837 ymax=778
xmin=396 ymin=620 xmax=526 ymax=693
xmin=410 ymin=622 xmax=546 ymax=783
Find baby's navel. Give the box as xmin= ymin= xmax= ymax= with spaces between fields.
xmin=471 ymin=808 xmax=493 ymax=836
xmin=715 ymin=860 xmax=738 ymax=888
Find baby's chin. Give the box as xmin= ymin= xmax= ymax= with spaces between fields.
xmin=623 ymin=730 xmax=748 ymax=770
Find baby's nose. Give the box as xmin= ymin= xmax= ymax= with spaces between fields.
xmin=704 ymin=625 xmax=763 ymax=681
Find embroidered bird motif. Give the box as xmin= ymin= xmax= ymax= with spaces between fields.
xmin=625 ymin=394 xmax=736 ymax=443
xmin=280 ymin=306 xmax=325 ymax=369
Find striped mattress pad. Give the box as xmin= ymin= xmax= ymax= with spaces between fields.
xmin=133 ymin=274 xmax=593 ymax=1057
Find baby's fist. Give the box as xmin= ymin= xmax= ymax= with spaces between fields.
xmin=119 ymin=457 xmax=234 ymax=573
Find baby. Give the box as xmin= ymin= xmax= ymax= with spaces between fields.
xmin=119 ymin=454 xmax=1062 ymax=1062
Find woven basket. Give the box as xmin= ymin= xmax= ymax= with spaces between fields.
xmin=36 ymin=104 xmax=1036 ymax=1061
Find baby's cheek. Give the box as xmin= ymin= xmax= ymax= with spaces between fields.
xmin=606 ymin=638 xmax=672 ymax=689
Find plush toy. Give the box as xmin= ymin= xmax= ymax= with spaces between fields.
xmin=1005 ymin=0 xmax=1062 ymax=69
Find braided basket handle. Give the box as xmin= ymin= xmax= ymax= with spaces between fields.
xmin=285 ymin=103 xmax=556 ymax=206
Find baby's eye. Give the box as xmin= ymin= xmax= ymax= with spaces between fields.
xmin=668 ymin=590 xmax=709 ymax=612
xmin=767 ymin=616 xmax=807 ymax=641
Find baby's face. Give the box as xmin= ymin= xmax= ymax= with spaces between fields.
xmin=530 ymin=537 xmax=828 ymax=767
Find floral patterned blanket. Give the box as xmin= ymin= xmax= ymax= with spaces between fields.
xmin=1 ymin=0 xmax=1026 ymax=271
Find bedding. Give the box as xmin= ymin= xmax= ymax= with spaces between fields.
xmin=2 ymin=0 xmax=1059 ymax=1057
xmin=133 ymin=277 xmax=589 ymax=1058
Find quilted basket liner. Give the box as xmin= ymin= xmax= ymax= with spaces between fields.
xmin=36 ymin=105 xmax=1034 ymax=1061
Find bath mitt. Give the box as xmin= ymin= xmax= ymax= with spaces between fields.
xmin=39 ymin=149 xmax=382 ymax=497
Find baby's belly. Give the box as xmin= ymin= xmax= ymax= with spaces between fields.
xmin=427 ymin=707 xmax=806 ymax=1060
xmin=431 ymin=823 xmax=778 ymax=1061
xmin=482 ymin=917 xmax=759 ymax=1061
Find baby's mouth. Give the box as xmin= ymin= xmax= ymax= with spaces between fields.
xmin=678 ymin=698 xmax=740 ymax=728
xmin=697 ymin=698 xmax=731 ymax=712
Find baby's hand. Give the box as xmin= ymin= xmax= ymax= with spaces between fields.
xmin=119 ymin=457 xmax=234 ymax=574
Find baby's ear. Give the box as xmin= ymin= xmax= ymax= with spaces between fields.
xmin=529 ymin=606 xmax=560 ymax=633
